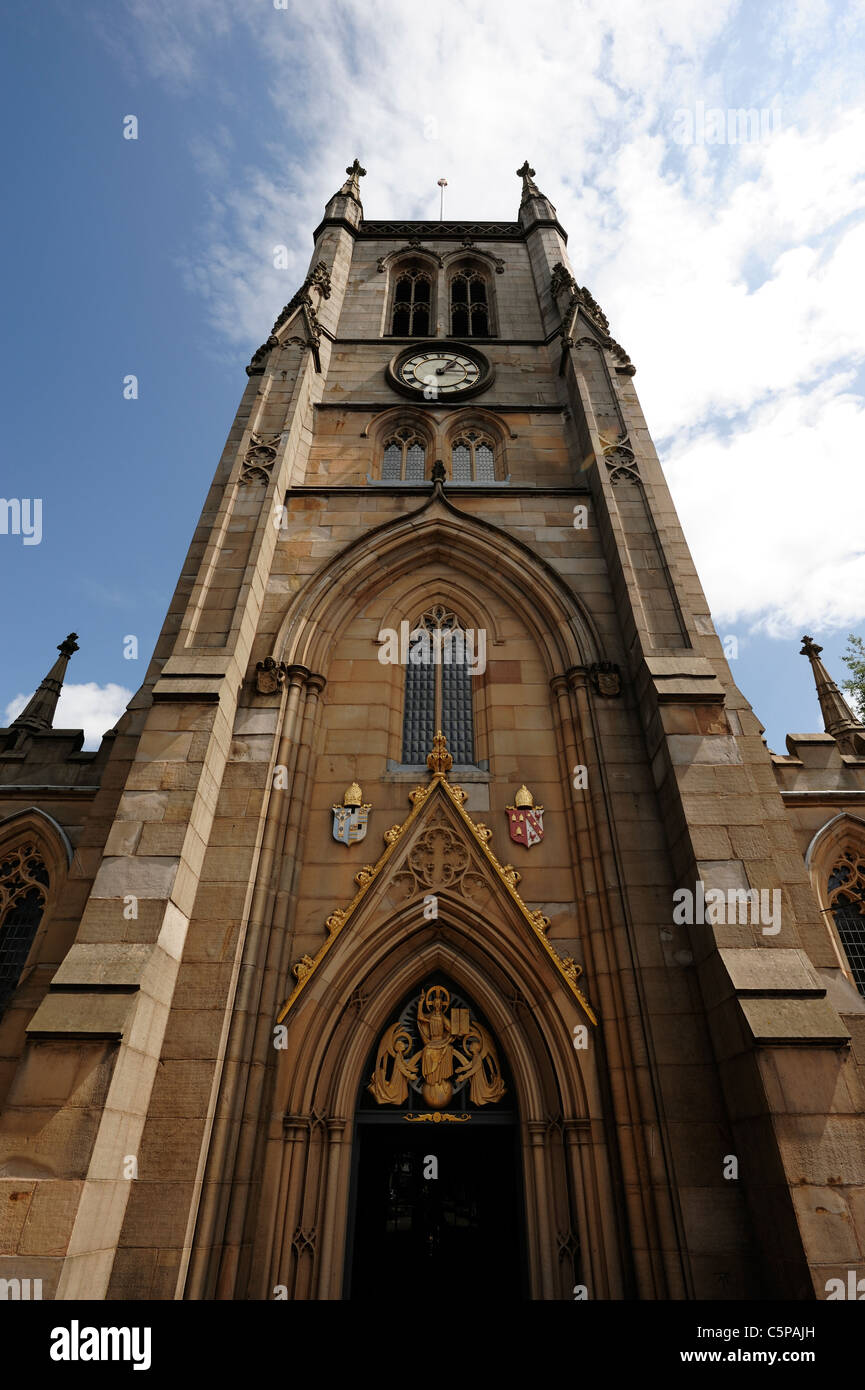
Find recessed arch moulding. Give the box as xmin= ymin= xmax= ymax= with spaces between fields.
xmin=198 ymin=495 xmax=691 ymax=1302
xmin=270 ymin=493 xmax=602 ymax=679
xmin=251 ymin=790 xmax=622 ymax=1302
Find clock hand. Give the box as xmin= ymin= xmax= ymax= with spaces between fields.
xmin=435 ymin=359 xmax=460 ymax=375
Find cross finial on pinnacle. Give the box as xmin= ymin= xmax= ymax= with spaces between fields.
xmin=58 ymin=632 xmax=80 ymax=658
xmin=516 ymin=160 xmax=543 ymax=207
xmin=800 ymin=635 xmax=822 ymax=659
xmin=336 ymin=157 xmax=367 ymax=203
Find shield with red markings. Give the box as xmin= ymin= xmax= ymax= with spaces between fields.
xmin=506 ymin=804 xmax=544 ymax=848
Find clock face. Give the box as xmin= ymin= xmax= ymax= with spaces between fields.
xmin=397 ymin=349 xmax=482 ymax=395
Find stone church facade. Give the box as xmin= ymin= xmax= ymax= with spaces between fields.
xmin=2 ymin=161 xmax=865 ymax=1301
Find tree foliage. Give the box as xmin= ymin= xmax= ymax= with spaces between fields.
xmin=841 ymin=634 xmax=865 ymax=720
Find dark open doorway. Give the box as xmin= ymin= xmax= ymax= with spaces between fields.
xmin=348 ymin=1119 xmax=524 ymax=1299
xmin=345 ymin=977 xmax=526 ymax=1300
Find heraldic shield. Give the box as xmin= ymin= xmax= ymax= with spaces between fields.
xmin=332 ymin=803 xmax=370 ymax=845
xmin=332 ymin=780 xmax=372 ymax=846
xmin=505 ymin=784 xmax=544 ymax=848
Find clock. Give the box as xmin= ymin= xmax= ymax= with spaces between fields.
xmin=386 ymin=343 xmax=494 ymax=400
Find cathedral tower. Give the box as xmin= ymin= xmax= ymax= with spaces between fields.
xmin=2 ymin=161 xmax=865 ymax=1302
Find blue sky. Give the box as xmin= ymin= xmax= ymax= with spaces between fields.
xmin=1 ymin=0 xmax=864 ymax=752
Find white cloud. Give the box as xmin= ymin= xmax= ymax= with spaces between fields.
xmin=110 ymin=0 xmax=865 ymax=636
xmin=665 ymin=373 xmax=865 ymax=635
xmin=4 ymin=684 xmax=133 ymax=751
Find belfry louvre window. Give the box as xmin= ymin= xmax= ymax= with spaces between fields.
xmin=450 ymin=270 xmax=490 ymax=337
xmin=391 ymin=267 xmax=432 ymax=336
xmin=828 ymin=851 xmax=865 ymax=996
xmin=451 ymin=431 xmax=496 ymax=482
xmin=401 ymin=606 xmax=475 ymax=765
xmin=0 ymin=843 xmax=48 ymax=1019
xmin=382 ymin=428 xmax=427 ymax=481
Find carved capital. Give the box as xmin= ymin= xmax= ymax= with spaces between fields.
xmin=302 ymin=670 xmax=328 ymax=697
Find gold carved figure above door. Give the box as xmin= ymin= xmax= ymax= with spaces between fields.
xmin=368 ymin=985 xmax=506 ymax=1109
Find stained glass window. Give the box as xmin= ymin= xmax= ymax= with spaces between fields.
xmin=450 ymin=431 xmax=496 ymax=482
xmin=382 ymin=428 xmax=427 ymax=481
xmin=828 ymin=851 xmax=865 ymax=996
xmin=401 ymin=607 xmax=475 ymax=764
xmin=0 ymin=843 xmax=48 ymax=1018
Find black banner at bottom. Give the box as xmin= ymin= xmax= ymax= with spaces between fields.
xmin=0 ymin=1297 xmax=857 ymax=1378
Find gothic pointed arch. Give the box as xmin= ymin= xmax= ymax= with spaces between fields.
xmin=441 ymin=246 xmax=506 ymax=276
xmin=269 ymin=488 xmax=602 ymax=680
xmin=806 ymin=813 xmax=865 ymax=992
xmin=383 ymin=252 xmax=440 ymax=337
xmin=365 ymin=406 xmax=435 ymax=482
xmin=376 ymin=243 xmax=444 ymax=272
xmin=447 ymin=422 xmax=501 ymax=481
xmin=377 ymin=580 xmax=506 ymax=651
xmin=446 ymin=255 xmax=498 ymax=337
xmin=0 ymin=809 xmax=71 ymax=1022
xmin=0 ymin=807 xmax=74 ymax=869
xmin=442 ymin=404 xmax=517 ymax=441
xmin=277 ymin=749 xmax=597 ymax=1030
xmin=376 ymin=585 xmax=503 ymax=769
xmin=246 ymin=755 xmax=622 ymax=1303
xmin=397 ymin=604 xmax=479 ymax=765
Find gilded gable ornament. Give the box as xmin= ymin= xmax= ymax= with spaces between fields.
xmin=368 ymin=985 xmax=506 ymax=1110
xmin=332 ymin=781 xmax=372 ymax=846
xmin=368 ymin=1023 xmax=418 ymax=1105
xmin=506 ymin=785 xmax=544 ymax=848
xmin=426 ymin=729 xmax=453 ymax=774
xmin=277 ymin=734 xmax=597 ymax=1027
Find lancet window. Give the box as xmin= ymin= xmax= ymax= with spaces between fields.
xmin=391 ymin=266 xmax=432 ymax=336
xmin=382 ymin=428 xmax=427 ymax=481
xmin=828 ymin=850 xmax=865 ymax=995
xmin=451 ymin=430 xmax=496 ymax=481
xmin=450 ymin=268 xmax=491 ymax=337
xmin=401 ymin=606 xmax=475 ymax=765
xmin=0 ymin=843 xmax=48 ymax=1018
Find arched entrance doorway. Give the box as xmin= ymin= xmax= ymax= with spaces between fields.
xmin=252 ymin=929 xmax=622 ymax=1300
xmin=247 ymin=747 xmax=626 ymax=1301
xmin=345 ymin=977 xmax=526 ymax=1299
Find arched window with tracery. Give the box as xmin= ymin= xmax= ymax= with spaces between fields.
xmin=391 ymin=264 xmax=432 ymax=336
xmin=828 ymin=850 xmax=865 ymax=995
xmin=451 ymin=430 xmax=496 ymax=482
xmin=0 ymin=842 xmax=49 ymax=1019
xmin=382 ymin=427 xmax=427 ymax=481
xmin=450 ymin=267 xmax=491 ymax=337
xmin=401 ymin=606 xmax=475 ymax=765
